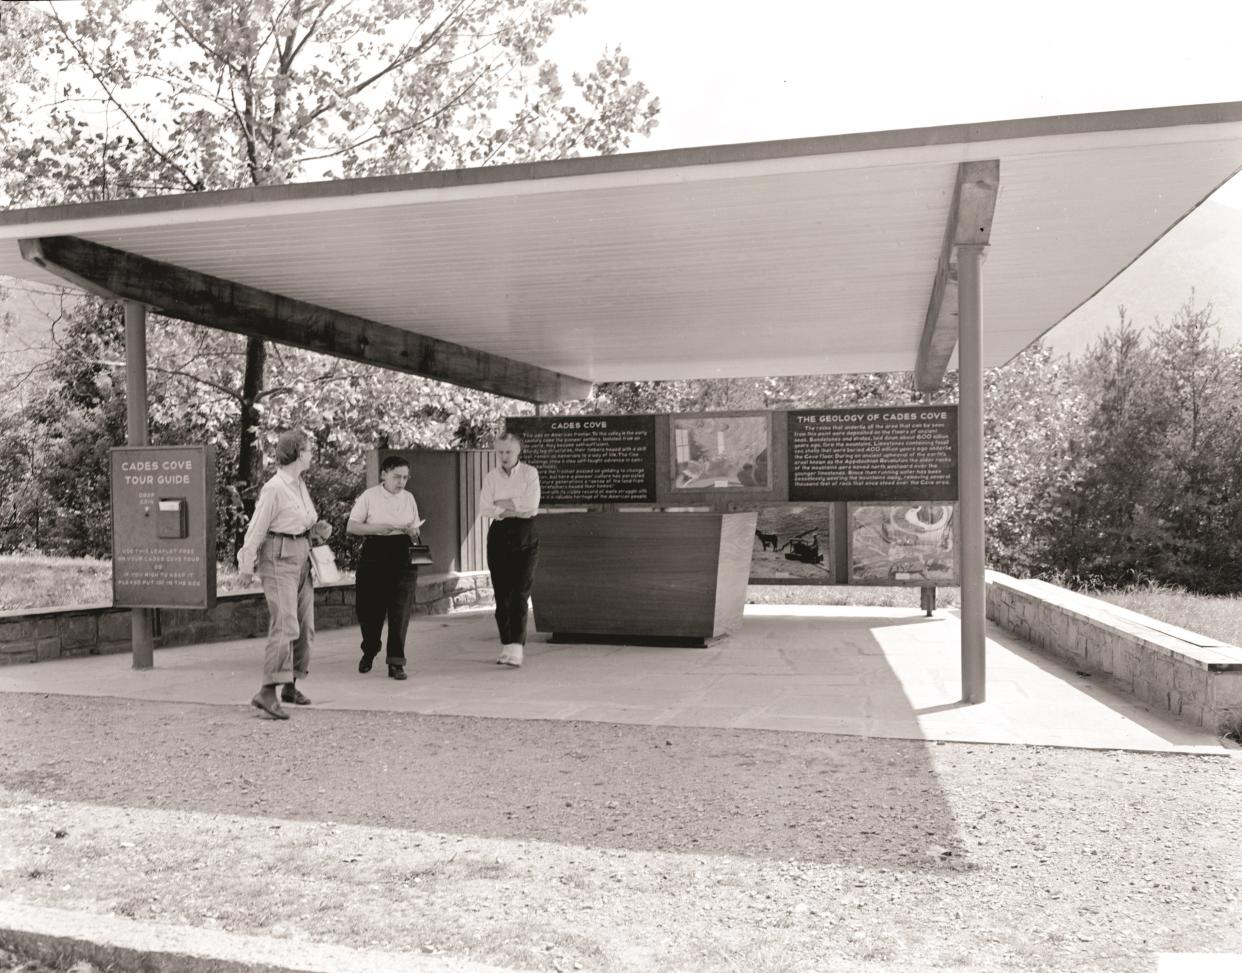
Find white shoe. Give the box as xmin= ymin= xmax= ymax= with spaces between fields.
xmin=497 ymin=643 xmax=523 ymax=668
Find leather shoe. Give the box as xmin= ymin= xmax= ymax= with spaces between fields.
xmin=358 ymin=655 xmax=374 ymax=674
xmin=280 ymin=684 xmax=311 ymax=705
xmin=388 ymin=665 xmax=408 ymax=681
xmin=251 ymin=693 xmax=290 ymax=720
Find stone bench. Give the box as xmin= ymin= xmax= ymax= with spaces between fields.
xmin=986 ymin=570 xmax=1242 ymax=735
xmin=0 ymin=572 xmax=494 ymax=666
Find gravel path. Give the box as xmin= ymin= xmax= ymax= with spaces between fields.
xmin=0 ymin=692 xmax=1239 ymax=972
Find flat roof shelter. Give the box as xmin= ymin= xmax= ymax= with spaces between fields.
xmin=5 ymin=101 xmax=1242 ymax=698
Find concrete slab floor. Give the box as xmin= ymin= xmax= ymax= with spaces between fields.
xmin=0 ymin=604 xmax=1230 ymax=755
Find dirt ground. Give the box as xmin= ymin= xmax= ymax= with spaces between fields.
xmin=0 ymin=692 xmax=1239 ymax=972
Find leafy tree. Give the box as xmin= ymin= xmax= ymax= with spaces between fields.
xmin=1050 ymin=310 xmax=1174 ymax=585
xmin=0 ymin=290 xmax=536 ymax=562
xmin=0 ymin=297 xmax=130 ymax=555
xmin=2 ymin=0 xmax=658 ymax=553
xmin=1040 ymin=296 xmax=1242 ymax=593
xmin=1145 ymin=294 xmax=1242 ymax=590
xmin=981 ymin=341 xmax=1084 ymax=577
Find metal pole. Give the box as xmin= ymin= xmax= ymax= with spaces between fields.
xmin=958 ymin=245 xmax=986 ymax=703
xmin=124 ymin=300 xmax=155 ymax=670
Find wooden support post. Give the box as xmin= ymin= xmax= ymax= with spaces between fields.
xmin=832 ymin=503 xmax=850 ymax=585
xmin=958 ymin=245 xmax=986 ymax=702
xmin=124 ymin=300 xmax=155 ymax=670
xmin=914 ymin=161 xmax=1000 ymax=393
xmin=920 ymin=585 xmax=936 ymax=617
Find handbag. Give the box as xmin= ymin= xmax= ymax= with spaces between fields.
xmin=309 ymin=544 xmax=342 ymax=585
xmin=407 ymin=542 xmax=433 ymax=567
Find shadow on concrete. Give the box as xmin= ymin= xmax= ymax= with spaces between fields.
xmin=914 ymin=700 xmax=972 ymax=716
xmin=5 ymin=602 xmax=1217 ymax=882
xmin=981 ymin=625 xmax=1219 ymax=748
xmin=0 ymin=607 xmax=972 ymax=875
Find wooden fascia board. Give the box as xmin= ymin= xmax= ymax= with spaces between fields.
xmin=18 ymin=235 xmax=591 ymax=404
xmin=914 ymin=160 xmax=1000 ymax=392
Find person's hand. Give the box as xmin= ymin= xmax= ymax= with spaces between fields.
xmin=310 ymin=520 xmax=332 ymax=542
xmin=237 ymin=571 xmax=255 ymax=588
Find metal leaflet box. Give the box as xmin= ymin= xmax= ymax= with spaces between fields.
xmin=157 ymin=498 xmax=189 ymax=538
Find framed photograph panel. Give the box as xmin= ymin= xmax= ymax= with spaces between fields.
xmin=746 ymin=503 xmax=835 ymax=584
xmin=671 ymin=413 xmax=772 ymax=492
xmin=847 ymin=501 xmax=959 ymax=585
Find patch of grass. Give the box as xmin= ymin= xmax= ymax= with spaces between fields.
xmin=1092 ymin=581 xmax=1242 ymax=647
xmin=747 ymin=584 xmax=960 ymax=609
xmin=0 ymin=553 xmax=113 ymax=610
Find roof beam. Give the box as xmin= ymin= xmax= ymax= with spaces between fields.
xmin=18 ymin=235 xmax=591 ymax=404
xmin=914 ymin=160 xmax=1000 ymax=392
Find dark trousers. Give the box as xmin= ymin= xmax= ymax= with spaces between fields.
xmin=487 ymin=518 xmax=539 ymax=645
xmin=355 ymin=536 xmax=418 ymax=666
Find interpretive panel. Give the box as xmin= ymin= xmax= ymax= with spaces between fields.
xmin=787 ymin=406 xmax=958 ymax=501
xmin=506 ymin=415 xmax=657 ymax=505
xmin=847 ymin=502 xmax=958 ymax=586
xmin=110 ymin=445 xmax=217 ymax=609
xmin=671 ymin=413 xmax=771 ymax=491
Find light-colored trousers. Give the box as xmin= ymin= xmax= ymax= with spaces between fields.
xmin=256 ymin=535 xmax=314 ymax=686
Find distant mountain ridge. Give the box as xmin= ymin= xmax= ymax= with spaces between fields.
xmin=1044 ymin=200 xmax=1242 ymax=357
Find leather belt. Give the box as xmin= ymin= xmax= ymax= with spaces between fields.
xmin=268 ymin=530 xmax=310 ymax=540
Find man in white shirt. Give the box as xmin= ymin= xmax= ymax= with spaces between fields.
xmin=478 ymin=432 xmax=541 ymax=667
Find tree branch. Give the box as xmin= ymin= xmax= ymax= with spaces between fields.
xmin=284 ymin=0 xmax=336 ymax=66
xmin=290 ymin=0 xmax=472 ymax=136
xmin=157 ymin=0 xmax=242 ymax=73
xmin=44 ymin=4 xmax=204 ymax=193
xmin=95 ymin=356 xmax=244 ymax=403
xmin=297 ymin=54 xmax=505 ymax=164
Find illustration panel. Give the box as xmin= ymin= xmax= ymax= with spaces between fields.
xmin=671 ymin=414 xmax=771 ymax=491
xmin=848 ymin=502 xmax=958 ymax=585
xmin=747 ymin=504 xmax=834 ymax=583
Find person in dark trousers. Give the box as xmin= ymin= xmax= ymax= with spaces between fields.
xmin=347 ymin=455 xmax=424 ymax=680
xmin=237 ymin=429 xmax=332 ymax=719
xmin=479 ymin=432 xmax=541 ymax=667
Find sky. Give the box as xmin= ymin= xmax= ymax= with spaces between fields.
xmin=6 ymin=0 xmax=1242 ymax=356
xmin=546 ymin=0 xmax=1242 ymax=208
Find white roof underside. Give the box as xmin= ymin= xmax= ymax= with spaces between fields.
xmin=4 ymin=103 xmax=1242 ymax=383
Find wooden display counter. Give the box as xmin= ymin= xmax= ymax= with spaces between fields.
xmin=530 ymin=511 xmax=757 ymax=644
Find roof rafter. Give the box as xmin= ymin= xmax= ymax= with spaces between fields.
xmin=18 ymin=235 xmax=592 ymax=404
xmin=915 ymin=160 xmax=1000 ymax=392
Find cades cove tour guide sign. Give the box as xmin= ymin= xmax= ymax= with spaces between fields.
xmin=110 ymin=445 xmax=217 ymax=609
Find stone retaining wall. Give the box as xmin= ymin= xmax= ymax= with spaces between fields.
xmin=986 ymin=571 xmax=1242 ymax=735
xmin=0 ymin=572 xmax=494 ymax=666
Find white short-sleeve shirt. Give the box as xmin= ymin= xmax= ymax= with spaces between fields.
xmin=349 ymin=484 xmax=420 ymax=529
